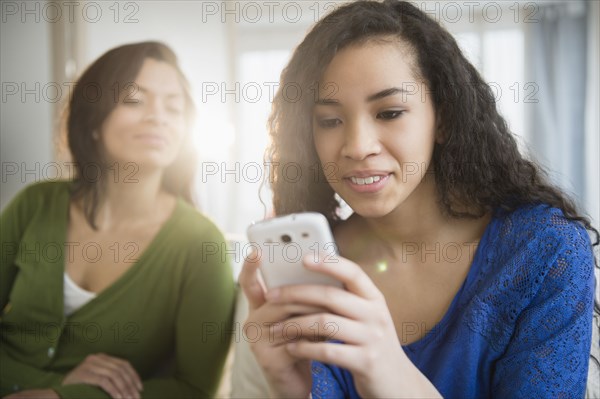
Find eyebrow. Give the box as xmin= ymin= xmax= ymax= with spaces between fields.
xmin=137 ymin=85 xmax=183 ymax=99
xmin=366 ymin=87 xmax=408 ymax=102
xmin=315 ymin=87 xmax=408 ymax=105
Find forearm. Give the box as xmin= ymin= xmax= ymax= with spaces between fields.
xmin=401 ymin=362 xmax=443 ymax=399
xmin=0 ymin=353 xmax=64 ymax=397
xmin=138 ymin=378 xmax=212 ymax=399
xmin=350 ymin=355 xmax=443 ymax=399
xmin=51 ymin=384 xmax=110 ymax=399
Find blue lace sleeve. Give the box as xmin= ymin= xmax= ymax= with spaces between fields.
xmin=492 ymin=216 xmax=595 ymax=398
xmin=308 ymin=206 xmax=595 ymax=398
xmin=312 ymin=356 xmax=364 ymax=398
xmin=312 ymin=361 xmax=346 ymax=399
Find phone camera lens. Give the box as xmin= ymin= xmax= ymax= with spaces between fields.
xmin=281 ymin=234 xmax=292 ymax=243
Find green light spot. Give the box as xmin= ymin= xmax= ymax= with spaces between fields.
xmin=376 ymin=261 xmax=388 ymax=273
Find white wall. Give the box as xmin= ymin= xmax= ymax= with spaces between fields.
xmin=0 ymin=1 xmax=234 ymax=231
xmin=1 ymin=6 xmax=53 ymax=209
xmin=1 ymin=0 xmax=598 ymax=235
xmin=79 ymin=1 xmax=234 ymax=227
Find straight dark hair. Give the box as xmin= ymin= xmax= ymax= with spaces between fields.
xmin=66 ymin=41 xmax=196 ymax=229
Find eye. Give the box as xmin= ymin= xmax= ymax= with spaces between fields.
xmin=377 ymin=110 xmax=405 ymax=120
xmin=316 ymin=118 xmax=342 ymax=129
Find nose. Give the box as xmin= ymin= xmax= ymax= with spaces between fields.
xmin=143 ymin=98 xmax=167 ymax=125
xmin=340 ymin=118 xmax=381 ymax=160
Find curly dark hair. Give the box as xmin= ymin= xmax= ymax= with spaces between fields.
xmin=66 ymin=41 xmax=196 ymax=229
xmin=266 ymin=0 xmax=598 ymax=248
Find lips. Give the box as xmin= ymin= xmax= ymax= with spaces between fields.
xmin=134 ymin=133 xmax=167 ymax=146
xmin=344 ymin=172 xmax=391 ymax=193
xmin=349 ymin=175 xmax=382 ymax=185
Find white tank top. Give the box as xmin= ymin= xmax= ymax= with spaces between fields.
xmin=63 ymin=272 xmax=97 ymax=316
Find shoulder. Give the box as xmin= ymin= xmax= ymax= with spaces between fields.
xmin=171 ymin=199 xmax=227 ymax=244
xmin=9 ymin=180 xmax=71 ymax=204
xmin=1 ymin=180 xmax=71 ymax=220
xmin=463 ymin=204 xmax=596 ymax=350
xmin=491 ymin=203 xmax=593 ymax=266
xmin=165 ymin=202 xmax=235 ymax=299
xmin=477 ymin=203 xmax=595 ymax=311
xmin=165 ymin=200 xmax=231 ymax=270
xmin=484 ymin=206 xmax=597 ymax=397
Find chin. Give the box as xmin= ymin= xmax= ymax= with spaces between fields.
xmin=345 ymin=203 xmax=393 ymax=220
xmin=345 ymin=193 xmax=411 ymax=220
xmin=114 ymin=155 xmax=172 ymax=174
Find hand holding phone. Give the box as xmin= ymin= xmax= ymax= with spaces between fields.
xmin=247 ymin=212 xmax=343 ymax=289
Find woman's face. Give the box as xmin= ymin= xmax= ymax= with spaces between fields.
xmin=99 ymin=58 xmax=187 ymax=172
xmin=312 ymin=40 xmax=438 ymax=218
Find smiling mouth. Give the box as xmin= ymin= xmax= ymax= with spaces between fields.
xmin=349 ymin=175 xmax=386 ymax=185
xmin=135 ymin=134 xmax=167 ymax=144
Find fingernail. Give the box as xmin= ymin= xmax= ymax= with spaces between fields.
xmin=265 ymin=288 xmax=280 ymax=300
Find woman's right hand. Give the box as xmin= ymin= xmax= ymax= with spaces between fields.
xmin=62 ymin=353 xmax=143 ymax=399
xmin=239 ymin=252 xmax=322 ymax=398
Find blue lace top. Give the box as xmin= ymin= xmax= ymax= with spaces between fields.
xmin=311 ymin=204 xmax=596 ymax=398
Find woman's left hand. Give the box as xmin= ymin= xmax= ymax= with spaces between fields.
xmin=3 ymin=389 xmax=59 ymax=399
xmin=265 ymin=254 xmax=442 ymax=398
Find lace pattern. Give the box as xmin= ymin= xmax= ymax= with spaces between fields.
xmin=311 ymin=205 xmax=596 ymax=399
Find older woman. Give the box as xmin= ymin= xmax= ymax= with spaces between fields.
xmin=1 ymin=42 xmax=235 ymax=399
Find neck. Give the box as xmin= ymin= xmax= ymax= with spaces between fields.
xmin=353 ymin=173 xmax=491 ymax=264
xmin=93 ymin=169 xmax=169 ymax=229
xmin=363 ymin=172 xmax=449 ymax=246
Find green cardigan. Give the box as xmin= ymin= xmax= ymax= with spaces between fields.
xmin=0 ymin=181 xmax=236 ymax=398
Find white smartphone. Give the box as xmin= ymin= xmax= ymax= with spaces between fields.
xmin=247 ymin=212 xmax=343 ymax=289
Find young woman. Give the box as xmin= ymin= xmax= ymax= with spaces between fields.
xmin=239 ymin=1 xmax=597 ymax=398
xmin=0 ymin=42 xmax=235 ymax=399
